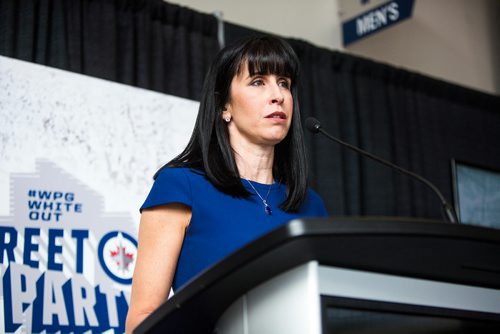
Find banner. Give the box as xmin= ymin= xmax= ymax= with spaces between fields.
xmin=0 ymin=56 xmax=198 ymax=332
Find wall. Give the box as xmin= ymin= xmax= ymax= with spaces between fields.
xmin=168 ymin=0 xmax=342 ymax=50
xmin=344 ymin=0 xmax=500 ymax=95
xmin=168 ymin=0 xmax=500 ymax=95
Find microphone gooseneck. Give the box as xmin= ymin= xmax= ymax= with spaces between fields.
xmin=305 ymin=117 xmax=459 ymax=223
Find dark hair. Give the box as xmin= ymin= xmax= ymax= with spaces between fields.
xmin=160 ymin=36 xmax=308 ymax=212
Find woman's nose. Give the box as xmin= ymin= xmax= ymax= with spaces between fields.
xmin=270 ymin=84 xmax=285 ymax=105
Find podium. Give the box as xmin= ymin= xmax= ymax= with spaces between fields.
xmin=134 ymin=217 xmax=500 ymax=333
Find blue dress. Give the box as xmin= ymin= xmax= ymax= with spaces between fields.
xmin=141 ymin=167 xmax=328 ymax=291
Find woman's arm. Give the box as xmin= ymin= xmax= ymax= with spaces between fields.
xmin=125 ymin=203 xmax=192 ymax=334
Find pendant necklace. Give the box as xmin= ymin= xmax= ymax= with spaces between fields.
xmin=245 ymin=179 xmax=273 ymax=215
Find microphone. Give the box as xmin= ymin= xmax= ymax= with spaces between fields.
xmin=305 ymin=117 xmax=459 ymax=223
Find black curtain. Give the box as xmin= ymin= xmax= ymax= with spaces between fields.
xmin=0 ymin=0 xmax=219 ymax=100
xmin=291 ymin=40 xmax=500 ymax=219
xmin=226 ymin=23 xmax=500 ymax=220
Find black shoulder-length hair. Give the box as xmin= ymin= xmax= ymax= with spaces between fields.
xmin=157 ymin=36 xmax=308 ymax=212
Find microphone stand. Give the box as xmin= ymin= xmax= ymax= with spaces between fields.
xmin=309 ymin=120 xmax=460 ymax=223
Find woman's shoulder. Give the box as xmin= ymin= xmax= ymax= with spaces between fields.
xmin=303 ymin=187 xmax=328 ymax=216
xmin=153 ymin=166 xmax=214 ymax=192
xmin=155 ymin=166 xmax=205 ymax=182
xmin=306 ymin=187 xmax=322 ymax=201
xmin=141 ymin=167 xmax=207 ymax=211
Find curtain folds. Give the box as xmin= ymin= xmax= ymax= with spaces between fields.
xmin=0 ymin=0 xmax=220 ymax=100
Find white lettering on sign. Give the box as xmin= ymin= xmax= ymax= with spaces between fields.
xmin=356 ymin=2 xmax=399 ymax=36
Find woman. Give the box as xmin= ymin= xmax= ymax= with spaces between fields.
xmin=125 ymin=36 xmax=327 ymax=333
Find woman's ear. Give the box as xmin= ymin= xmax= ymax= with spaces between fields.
xmin=222 ymin=108 xmax=231 ymax=123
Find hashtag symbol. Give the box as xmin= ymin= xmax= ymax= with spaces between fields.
xmin=28 ymin=190 xmax=37 ymax=197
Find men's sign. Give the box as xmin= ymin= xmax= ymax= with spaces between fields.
xmin=342 ymin=0 xmax=415 ymax=46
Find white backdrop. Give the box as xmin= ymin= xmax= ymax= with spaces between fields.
xmin=0 ymin=55 xmax=198 ymax=333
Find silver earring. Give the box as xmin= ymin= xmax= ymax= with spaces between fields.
xmin=224 ymin=117 xmax=231 ymax=123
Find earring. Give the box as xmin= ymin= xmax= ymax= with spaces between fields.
xmin=224 ymin=116 xmax=231 ymax=123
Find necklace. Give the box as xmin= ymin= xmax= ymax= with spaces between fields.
xmin=245 ymin=179 xmax=273 ymax=215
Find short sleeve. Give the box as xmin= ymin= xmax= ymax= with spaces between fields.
xmin=140 ymin=168 xmax=193 ymax=212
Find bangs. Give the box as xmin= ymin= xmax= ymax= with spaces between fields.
xmin=237 ymin=38 xmax=299 ymax=82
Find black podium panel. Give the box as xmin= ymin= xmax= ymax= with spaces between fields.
xmin=134 ymin=217 xmax=500 ymax=333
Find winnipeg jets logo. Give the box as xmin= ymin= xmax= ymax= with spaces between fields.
xmin=98 ymin=231 xmax=138 ymax=284
xmin=110 ymin=245 xmax=135 ymax=272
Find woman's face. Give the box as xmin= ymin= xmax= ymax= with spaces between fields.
xmin=224 ymin=62 xmax=293 ymax=148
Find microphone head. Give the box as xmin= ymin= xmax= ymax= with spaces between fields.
xmin=305 ymin=117 xmax=321 ymax=134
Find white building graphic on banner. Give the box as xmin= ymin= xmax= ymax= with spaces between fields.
xmin=1 ymin=160 xmax=136 ymax=332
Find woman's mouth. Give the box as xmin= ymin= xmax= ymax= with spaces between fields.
xmin=265 ymin=112 xmax=287 ymax=119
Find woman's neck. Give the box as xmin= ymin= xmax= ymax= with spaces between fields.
xmin=232 ymin=142 xmax=274 ymax=184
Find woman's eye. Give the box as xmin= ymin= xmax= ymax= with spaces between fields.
xmin=250 ymin=79 xmax=264 ymax=86
xmin=279 ymin=80 xmax=290 ymax=88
